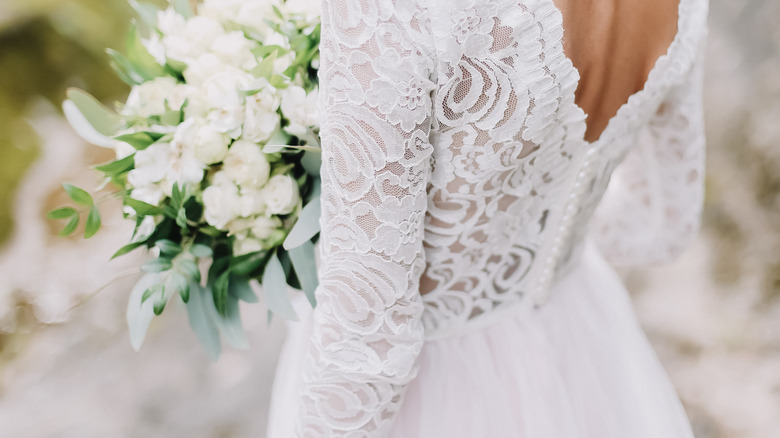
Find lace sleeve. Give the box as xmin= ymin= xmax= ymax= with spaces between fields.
xmin=293 ymin=0 xmax=435 ymax=435
xmin=589 ymin=40 xmax=706 ymax=266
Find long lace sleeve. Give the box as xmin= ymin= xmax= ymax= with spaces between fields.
xmin=293 ymin=0 xmax=435 ymax=435
xmin=589 ymin=38 xmax=707 ymax=266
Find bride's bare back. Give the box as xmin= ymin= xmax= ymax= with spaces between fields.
xmin=554 ymin=0 xmax=680 ymax=142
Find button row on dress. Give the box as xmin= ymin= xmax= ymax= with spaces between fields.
xmin=533 ymin=147 xmax=599 ymax=306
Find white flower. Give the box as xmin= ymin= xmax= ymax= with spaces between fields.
xmin=130 ymin=185 xmax=165 ymax=207
xmin=134 ymin=216 xmax=158 ymax=242
xmin=233 ymin=235 xmax=264 ymax=256
xmin=162 ymin=15 xmax=224 ymax=62
xmin=143 ymin=35 xmax=167 ymax=65
xmin=222 ymin=139 xmax=271 ymax=188
xmin=244 ymin=81 xmax=281 ymax=143
xmin=186 ymin=121 xmax=231 ymax=165
xmin=263 ymin=174 xmax=299 ymax=215
xmin=211 ymin=31 xmax=257 ymax=70
xmin=262 ymin=32 xmax=296 ymax=74
xmin=251 ymin=215 xmax=282 ymax=239
xmin=183 ymin=53 xmax=223 ymax=87
xmin=125 ymin=76 xmax=182 ymax=118
xmin=202 ymin=176 xmax=241 ymax=229
xmin=127 ymin=142 xmax=170 ymax=187
xmin=157 ymin=8 xmax=186 ymax=37
xmin=284 ymin=0 xmax=321 ymax=23
xmin=281 ymin=85 xmax=318 ymax=137
xmin=237 ymin=187 xmax=267 ymax=217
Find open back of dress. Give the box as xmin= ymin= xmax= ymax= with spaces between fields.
xmin=267 ymin=0 xmax=709 ymax=436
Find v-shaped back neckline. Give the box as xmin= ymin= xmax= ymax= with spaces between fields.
xmin=547 ymin=0 xmax=689 ymax=149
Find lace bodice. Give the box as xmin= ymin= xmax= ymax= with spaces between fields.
xmin=294 ymin=0 xmax=708 ymax=435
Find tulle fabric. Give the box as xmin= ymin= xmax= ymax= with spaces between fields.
xmin=267 ymin=241 xmax=694 ymax=438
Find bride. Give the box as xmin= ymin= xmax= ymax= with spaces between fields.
xmin=268 ymin=0 xmax=708 ymax=436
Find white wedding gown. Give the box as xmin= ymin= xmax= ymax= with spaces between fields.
xmin=268 ymin=0 xmax=709 ymax=436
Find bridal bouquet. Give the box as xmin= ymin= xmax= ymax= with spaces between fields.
xmin=51 ymin=0 xmax=322 ymax=358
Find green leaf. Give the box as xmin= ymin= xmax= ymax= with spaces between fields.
xmin=85 ymin=205 xmax=102 ymax=239
xmin=262 ymin=252 xmax=298 ymax=320
xmin=126 ymin=25 xmax=166 ymax=80
xmin=65 ymin=88 xmax=122 ymax=136
xmin=301 ymin=149 xmax=322 ymax=177
xmin=142 ymin=257 xmax=173 ymax=273
xmin=47 ymin=207 xmax=77 ymax=220
xmin=114 ymin=131 xmax=163 ymax=150
xmin=252 ymin=44 xmax=288 ymax=59
xmin=252 ymin=49 xmax=278 ymax=79
xmin=59 ymin=214 xmax=80 ymax=236
xmin=155 ymin=239 xmax=182 ymax=255
xmin=269 ymin=74 xmax=289 ymax=89
xmin=129 ymin=0 xmax=159 ymax=28
xmin=178 ymin=258 xmax=202 ymax=283
xmin=179 ymin=283 xmax=190 ymax=303
xmin=190 ymin=244 xmax=213 ymax=258
xmin=215 ymin=294 xmax=249 ymax=349
xmin=62 ymin=183 xmax=93 ymax=206
xmin=173 ymin=0 xmax=194 ymax=18
xmin=288 ymin=241 xmax=318 ymax=308
xmin=111 ymin=240 xmax=147 ymax=259
xmin=271 ymin=4 xmax=284 ymax=20
xmin=213 ymin=271 xmax=230 ymax=316
xmin=94 ymin=154 xmax=135 ymax=176
xmin=153 ymin=288 xmax=167 ymax=315
xmin=141 ymin=284 xmax=161 ymax=303
xmin=283 ymin=197 xmax=320 ymax=250
xmin=125 ymin=198 xmax=163 ymax=216
xmin=127 ymin=273 xmax=161 ymax=351
xmin=185 ymin=282 xmax=222 ymax=360
xmin=228 ymin=275 xmax=258 ymax=303
xmin=230 ymin=251 xmax=267 ymax=277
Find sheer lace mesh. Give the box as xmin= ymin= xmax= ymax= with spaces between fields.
xmin=294 ymin=0 xmax=708 ymax=435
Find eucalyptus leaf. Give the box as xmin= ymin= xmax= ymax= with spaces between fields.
xmin=230 ymin=251 xmax=267 ymax=277
xmin=63 ymin=183 xmax=93 ymax=206
xmin=283 ymin=197 xmax=321 ymax=250
xmin=228 ymin=275 xmax=258 ymax=303
xmin=301 ymin=149 xmax=322 ymax=177
xmin=288 ymin=242 xmax=318 ymax=308
xmin=186 ymin=282 xmax=222 ymax=360
xmin=189 ymin=244 xmax=213 ymax=258
xmin=177 ymin=258 xmax=201 ymax=283
xmin=85 ymin=205 xmax=102 ymax=239
xmin=114 ymin=131 xmax=163 ymax=150
xmin=142 ymin=257 xmax=173 ymax=273
xmin=173 ymin=0 xmax=194 ymax=18
xmin=62 ymin=100 xmax=116 ymax=148
xmin=155 ymin=239 xmax=182 ymax=255
xmin=215 ymin=295 xmax=249 ymax=349
xmin=262 ymin=252 xmax=298 ymax=320
xmin=65 ymin=88 xmax=122 ymax=136
xmin=127 ymin=273 xmax=161 ymax=351
xmin=107 ymin=48 xmax=145 ymax=85
xmin=126 ymin=25 xmax=166 ymax=80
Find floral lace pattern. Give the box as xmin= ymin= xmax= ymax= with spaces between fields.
xmin=294 ymin=0 xmax=708 ymax=435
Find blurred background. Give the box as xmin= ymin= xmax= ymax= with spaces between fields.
xmin=0 ymin=0 xmax=778 ymax=436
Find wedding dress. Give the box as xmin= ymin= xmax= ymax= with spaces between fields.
xmin=267 ymin=0 xmax=708 ymax=436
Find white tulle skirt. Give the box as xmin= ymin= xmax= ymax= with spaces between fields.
xmin=266 ymin=242 xmax=694 ymax=437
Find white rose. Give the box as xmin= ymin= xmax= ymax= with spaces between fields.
xmin=244 ymin=83 xmax=281 ymax=143
xmin=251 ymin=216 xmax=282 ymax=239
xmin=262 ymin=33 xmax=295 ymax=75
xmin=202 ymin=180 xmax=240 ymax=229
xmin=202 ymin=68 xmax=250 ymax=109
xmin=211 ymin=31 xmax=257 ymax=70
xmin=130 ymin=185 xmax=165 ymax=207
xmin=127 ymin=142 xmax=170 ymax=187
xmin=284 ymin=0 xmax=321 ymax=22
xmin=237 ymin=187 xmax=267 ymax=217
xmin=263 ymin=174 xmax=300 ymax=215
xmin=160 ymin=141 xmax=206 ymax=195
xmin=143 ymin=35 xmax=167 ymax=66
xmin=156 ymin=8 xmax=186 ymax=37
xmin=183 ymin=53 xmax=223 ymax=87
xmin=223 ymin=139 xmax=271 ymax=188
xmin=190 ymin=123 xmax=230 ymax=164
xmin=199 ymin=0 xmax=244 ymax=22
xmin=182 ymin=16 xmax=225 ymax=55
xmin=281 ymin=85 xmax=319 ymax=137
xmin=235 ymin=2 xmax=277 ymax=36
xmin=125 ymin=76 xmax=180 ymax=117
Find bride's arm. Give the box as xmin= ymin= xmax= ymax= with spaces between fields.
xmin=293 ymin=0 xmax=435 ymax=435
xmin=589 ymin=35 xmax=707 ymax=266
